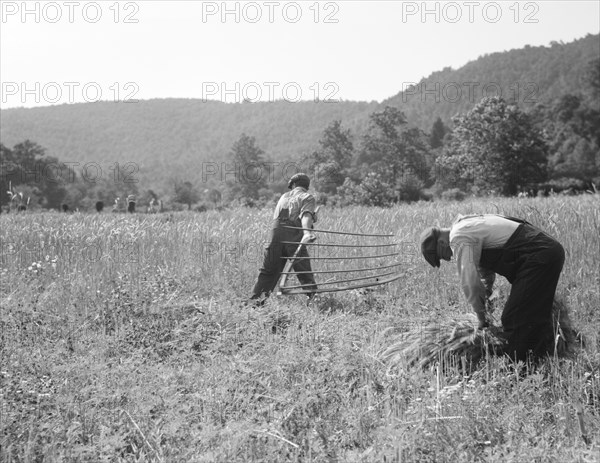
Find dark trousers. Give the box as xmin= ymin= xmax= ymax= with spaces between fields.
xmin=480 ymin=224 xmax=565 ymax=361
xmin=251 ymin=220 xmax=317 ymax=299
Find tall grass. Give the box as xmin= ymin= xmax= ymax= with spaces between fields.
xmin=1 ymin=195 xmax=599 ymax=462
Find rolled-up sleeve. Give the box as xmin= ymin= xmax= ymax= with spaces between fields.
xmin=453 ymin=239 xmax=487 ymax=316
xmin=299 ymin=194 xmax=316 ymax=219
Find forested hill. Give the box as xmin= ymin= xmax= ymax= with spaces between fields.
xmin=1 ymin=33 xmax=598 ymax=192
xmin=0 ymin=99 xmax=378 ymax=190
xmin=384 ymin=33 xmax=600 ymax=128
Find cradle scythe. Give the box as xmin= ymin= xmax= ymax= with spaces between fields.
xmin=276 ymin=211 xmax=405 ymax=295
xmin=275 ymin=206 xmax=320 ymax=296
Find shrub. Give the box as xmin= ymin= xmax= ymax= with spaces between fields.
xmin=337 ymin=173 xmax=395 ymax=207
xmin=397 ymin=175 xmax=426 ymax=202
xmin=441 ymin=188 xmax=467 ymax=201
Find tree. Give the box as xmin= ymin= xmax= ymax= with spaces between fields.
xmin=309 ymin=120 xmax=355 ymax=194
xmin=359 ymin=107 xmax=405 ymax=182
xmin=430 ymin=117 xmax=447 ymax=149
xmin=0 ymin=140 xmax=68 ymax=210
xmin=438 ymin=97 xmax=548 ymax=195
xmin=359 ymin=106 xmax=431 ymax=191
xmin=319 ymin=120 xmax=354 ymax=167
xmin=538 ymin=91 xmax=600 ymax=182
xmin=173 ymin=180 xmax=200 ymax=210
xmin=582 ymin=57 xmax=600 ymax=101
xmin=226 ymin=133 xmax=267 ymax=201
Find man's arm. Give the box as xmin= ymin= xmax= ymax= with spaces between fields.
xmin=454 ymin=240 xmax=489 ymax=328
xmin=299 ymin=193 xmax=317 ymax=241
xmin=301 ymin=212 xmax=316 ymax=242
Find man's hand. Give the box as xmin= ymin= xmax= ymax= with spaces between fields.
xmin=302 ymin=232 xmax=316 ymax=243
xmin=477 ymin=312 xmax=490 ymax=330
xmin=485 ymin=289 xmax=498 ymax=314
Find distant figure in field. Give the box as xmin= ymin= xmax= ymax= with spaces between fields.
xmin=96 ymin=201 xmax=104 ymax=213
xmin=112 ymin=198 xmax=120 ymax=213
xmin=420 ymin=214 xmax=565 ymax=362
xmin=148 ymin=198 xmax=157 ymax=213
xmin=250 ymin=173 xmax=318 ymax=303
xmin=62 ymin=204 xmax=69 ymax=213
xmin=127 ymin=194 xmax=136 ymax=213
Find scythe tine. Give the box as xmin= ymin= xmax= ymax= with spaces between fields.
xmin=280 ymin=241 xmax=399 ymax=248
xmin=280 ymin=273 xmax=403 ymax=295
xmin=280 ymin=261 xmax=403 ymax=275
xmin=291 ymin=252 xmax=401 ymax=260
xmin=282 ymin=226 xmax=394 ymax=237
xmin=282 ymin=269 xmax=400 ymax=290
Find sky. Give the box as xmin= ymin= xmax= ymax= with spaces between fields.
xmin=1 ymin=1 xmax=599 ymax=109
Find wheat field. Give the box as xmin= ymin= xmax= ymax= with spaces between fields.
xmin=1 ymin=195 xmax=599 ymax=462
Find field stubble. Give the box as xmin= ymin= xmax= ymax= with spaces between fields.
xmin=1 ymin=195 xmax=599 ymax=462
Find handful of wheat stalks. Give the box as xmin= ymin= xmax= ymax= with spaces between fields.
xmin=380 ymin=298 xmax=581 ymax=370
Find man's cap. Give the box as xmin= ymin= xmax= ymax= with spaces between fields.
xmin=288 ymin=173 xmax=310 ymax=190
xmin=420 ymin=226 xmax=440 ymax=268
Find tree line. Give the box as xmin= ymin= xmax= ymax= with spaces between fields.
xmin=215 ymin=57 xmax=599 ymax=207
xmin=2 ymin=57 xmax=598 ymax=212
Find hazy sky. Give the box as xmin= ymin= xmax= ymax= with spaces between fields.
xmin=1 ymin=1 xmax=599 ymax=108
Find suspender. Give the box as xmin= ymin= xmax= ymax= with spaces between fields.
xmin=498 ymin=215 xmax=532 ymax=226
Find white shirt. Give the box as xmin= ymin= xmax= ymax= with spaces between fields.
xmin=449 ymin=215 xmax=520 ymax=315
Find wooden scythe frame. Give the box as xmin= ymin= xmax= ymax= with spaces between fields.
xmin=275 ymin=226 xmax=404 ymax=296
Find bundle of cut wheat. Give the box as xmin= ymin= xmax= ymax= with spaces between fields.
xmin=380 ymin=297 xmax=582 ymax=371
xmin=379 ymin=315 xmax=506 ymax=370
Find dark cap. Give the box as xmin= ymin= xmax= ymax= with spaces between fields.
xmin=420 ymin=227 xmax=440 ymax=268
xmin=288 ymin=173 xmax=310 ymax=190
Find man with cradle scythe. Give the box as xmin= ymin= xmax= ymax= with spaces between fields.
xmin=250 ymin=173 xmax=318 ymax=303
xmin=419 ymin=214 xmax=565 ymax=362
